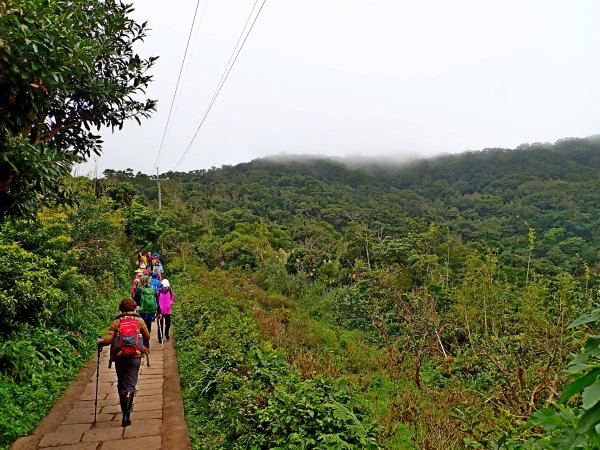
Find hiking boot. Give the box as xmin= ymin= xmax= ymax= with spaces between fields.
xmin=122 ymin=392 xmax=135 ymax=427
xmin=118 ymin=391 xmax=127 ymax=413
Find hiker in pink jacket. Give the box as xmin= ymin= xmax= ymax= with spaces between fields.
xmin=157 ymin=279 xmax=174 ymax=343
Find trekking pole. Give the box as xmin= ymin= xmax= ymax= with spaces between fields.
xmin=158 ymin=317 xmax=164 ymax=349
xmin=93 ymin=345 xmax=101 ymax=427
xmin=146 ymin=351 xmax=151 ymax=367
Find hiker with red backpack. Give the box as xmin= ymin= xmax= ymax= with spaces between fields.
xmin=97 ymin=298 xmax=150 ymax=427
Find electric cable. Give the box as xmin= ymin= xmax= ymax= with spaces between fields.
xmin=153 ymin=0 xmax=204 ymax=171
xmin=173 ymin=0 xmax=267 ymax=171
xmin=167 ymin=0 xmax=210 ymax=147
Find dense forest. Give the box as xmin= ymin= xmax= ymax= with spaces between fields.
xmin=4 ymin=1 xmax=600 ymax=447
xmin=112 ymin=136 xmax=600 ymax=447
xmin=109 ymin=135 xmax=600 ymax=277
xmin=3 ymin=137 xmax=600 ymax=448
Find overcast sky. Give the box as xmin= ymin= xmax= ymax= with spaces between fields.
xmin=77 ymin=0 xmax=600 ymax=177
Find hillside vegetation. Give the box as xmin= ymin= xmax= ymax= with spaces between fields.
xmin=103 ymin=136 xmax=600 ymax=448
xmin=3 ymin=137 xmax=600 ymax=448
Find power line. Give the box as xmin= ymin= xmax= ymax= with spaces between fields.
xmin=174 ymin=0 xmax=263 ymax=171
xmin=153 ymin=0 xmax=205 ymax=171
xmin=173 ymin=0 xmax=267 ymax=171
xmin=168 ymin=0 xmax=210 ymax=141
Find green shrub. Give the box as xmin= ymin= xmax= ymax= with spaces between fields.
xmin=174 ymin=270 xmax=382 ymax=449
xmin=0 ymin=243 xmax=64 ymax=332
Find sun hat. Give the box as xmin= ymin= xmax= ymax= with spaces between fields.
xmin=161 ymin=279 xmax=170 ymax=288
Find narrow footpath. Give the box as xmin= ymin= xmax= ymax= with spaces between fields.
xmin=11 ymin=332 xmax=191 ymax=450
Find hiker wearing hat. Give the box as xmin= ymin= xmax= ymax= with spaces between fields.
xmin=97 ymin=298 xmax=150 ymax=427
xmin=130 ymin=269 xmax=144 ymax=297
xmin=157 ymin=279 xmax=174 ymax=342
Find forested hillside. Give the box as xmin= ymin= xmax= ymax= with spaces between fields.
xmin=4 ymin=138 xmax=600 ymax=448
xmin=96 ymin=136 xmax=600 ymax=448
xmin=110 ymin=136 xmax=600 ymax=278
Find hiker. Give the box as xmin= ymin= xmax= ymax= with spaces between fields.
xmin=97 ymin=298 xmax=150 ymax=427
xmin=151 ymin=253 xmax=161 ymax=271
xmin=152 ymin=255 xmax=163 ymax=280
xmin=157 ymin=279 xmax=174 ymax=343
xmin=150 ymin=271 xmax=162 ymax=292
xmin=145 ymin=251 xmax=153 ymax=271
xmin=133 ymin=276 xmax=161 ymax=349
xmin=130 ymin=269 xmax=144 ymax=297
xmin=153 ymin=265 xmax=163 ymax=281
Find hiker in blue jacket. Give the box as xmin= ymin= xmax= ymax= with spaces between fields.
xmin=150 ymin=272 xmax=162 ymax=292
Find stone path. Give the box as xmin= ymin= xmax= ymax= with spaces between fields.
xmin=12 ymin=331 xmax=191 ymax=450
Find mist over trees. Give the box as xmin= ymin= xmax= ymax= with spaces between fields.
xmin=3 ymin=127 xmax=600 ymax=447
xmin=96 ymin=136 xmax=600 ymax=448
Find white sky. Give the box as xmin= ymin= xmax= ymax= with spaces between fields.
xmin=77 ymin=0 xmax=600 ymax=177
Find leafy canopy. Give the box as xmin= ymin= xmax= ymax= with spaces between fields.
xmin=0 ymin=0 xmax=157 ymax=217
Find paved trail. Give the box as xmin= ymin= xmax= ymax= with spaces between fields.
xmin=12 ymin=332 xmax=191 ymax=450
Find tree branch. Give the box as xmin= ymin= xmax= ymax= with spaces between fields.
xmin=39 ymin=120 xmax=81 ymax=143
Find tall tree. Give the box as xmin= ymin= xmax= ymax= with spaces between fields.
xmin=0 ymin=0 xmax=157 ymax=217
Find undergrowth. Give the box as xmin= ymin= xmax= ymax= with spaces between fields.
xmin=0 ymin=291 xmax=120 ymax=449
xmin=173 ymin=267 xmax=382 ymax=449
xmin=0 ymin=197 xmax=129 ymax=449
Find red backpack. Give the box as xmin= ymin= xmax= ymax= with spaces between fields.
xmin=110 ymin=317 xmax=145 ymax=358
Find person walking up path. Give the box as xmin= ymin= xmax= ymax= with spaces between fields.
xmin=10 ymin=322 xmax=191 ymax=450
xmin=133 ymin=277 xmax=161 ymax=350
xmin=97 ymin=299 xmax=150 ymax=428
xmin=157 ymin=279 xmax=174 ymax=344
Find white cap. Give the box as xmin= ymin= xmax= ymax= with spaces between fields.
xmin=161 ymin=279 xmax=170 ymax=288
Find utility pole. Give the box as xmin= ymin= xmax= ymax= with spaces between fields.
xmin=155 ymin=167 xmax=167 ymax=259
xmin=155 ymin=167 xmax=167 ymax=210
xmin=93 ymin=157 xmax=99 ymax=196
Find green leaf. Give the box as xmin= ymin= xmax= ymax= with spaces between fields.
xmin=587 ymin=427 xmax=600 ymax=448
xmin=568 ymin=309 xmax=600 ymax=329
xmin=583 ymin=336 xmax=600 ymax=354
xmin=528 ymin=408 xmax=566 ymax=431
xmin=560 ymin=368 xmax=600 ymax=403
xmin=552 ymin=429 xmax=587 ymax=449
xmin=566 ymin=363 xmax=600 ymax=375
xmin=582 ymin=381 xmax=600 ymax=410
xmin=576 ymin=401 xmax=600 ymax=433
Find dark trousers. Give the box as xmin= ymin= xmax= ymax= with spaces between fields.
xmin=142 ymin=316 xmax=153 ymax=349
xmin=115 ymin=357 xmax=141 ymax=396
xmin=159 ymin=314 xmax=172 ymax=339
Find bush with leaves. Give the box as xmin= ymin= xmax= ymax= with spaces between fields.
xmin=0 ymin=186 xmax=129 ymax=448
xmin=125 ymin=201 xmax=161 ymax=247
xmin=517 ymin=308 xmax=600 ymax=449
xmin=0 ymin=0 xmax=157 ymax=218
xmin=457 ymin=307 xmax=600 ymax=449
xmin=174 ymin=268 xmax=382 ymax=449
